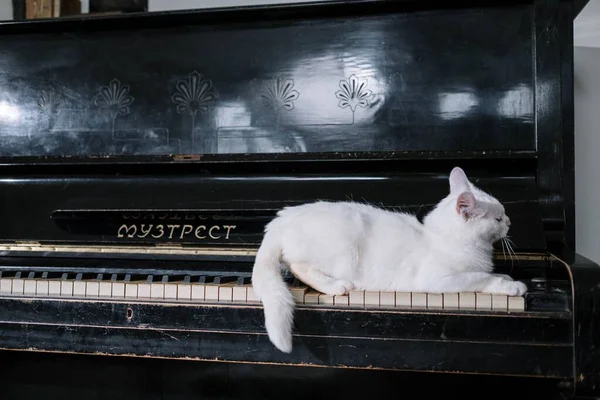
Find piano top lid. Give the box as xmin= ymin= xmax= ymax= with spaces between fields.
xmin=0 ymin=0 xmax=585 ymax=30
xmin=0 ymin=0 xmax=576 ymax=253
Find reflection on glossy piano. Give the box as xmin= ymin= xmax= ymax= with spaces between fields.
xmin=0 ymin=0 xmax=597 ymax=399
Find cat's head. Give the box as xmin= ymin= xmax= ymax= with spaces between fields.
xmin=424 ymin=167 xmax=511 ymax=246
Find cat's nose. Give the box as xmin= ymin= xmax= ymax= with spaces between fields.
xmin=506 ymin=217 xmax=511 ymax=227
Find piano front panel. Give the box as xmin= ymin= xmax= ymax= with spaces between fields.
xmin=0 ymin=2 xmax=535 ymax=160
xmin=0 ymin=169 xmax=546 ymax=251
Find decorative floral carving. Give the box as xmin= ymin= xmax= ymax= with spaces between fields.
xmin=261 ymin=77 xmax=299 ymax=112
xmin=94 ymin=79 xmax=134 ymax=138
xmin=37 ymin=87 xmax=58 ymax=132
xmin=335 ymin=74 xmax=372 ymax=123
xmin=172 ymin=71 xmax=216 ymax=151
xmin=37 ymin=87 xmax=56 ymax=111
xmin=260 ymin=77 xmax=299 ymax=130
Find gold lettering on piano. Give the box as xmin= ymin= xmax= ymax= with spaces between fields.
xmin=223 ymin=225 xmax=236 ymax=238
xmin=117 ymin=223 xmax=237 ymax=241
xmin=195 ymin=225 xmax=206 ymax=239
xmin=180 ymin=225 xmax=194 ymax=238
xmin=138 ymin=224 xmax=153 ymax=238
xmin=166 ymin=224 xmax=180 ymax=239
xmin=152 ymin=225 xmax=165 ymax=239
xmin=117 ymin=224 xmax=137 ymax=238
xmin=209 ymin=226 xmax=220 ymax=239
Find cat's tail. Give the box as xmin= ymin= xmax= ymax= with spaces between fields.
xmin=251 ymin=228 xmax=295 ymax=353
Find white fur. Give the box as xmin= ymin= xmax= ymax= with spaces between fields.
xmin=251 ymin=167 xmax=527 ymax=353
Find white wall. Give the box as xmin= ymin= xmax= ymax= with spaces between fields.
xmin=0 ymin=0 xmax=12 ymax=21
xmin=574 ymin=0 xmax=600 ymax=263
xmin=575 ymin=0 xmax=600 ymax=47
xmin=574 ymin=47 xmax=600 ymax=263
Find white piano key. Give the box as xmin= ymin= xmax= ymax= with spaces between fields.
xmin=205 ymin=285 xmax=220 ymax=301
xmin=232 ymin=285 xmax=247 ymax=302
xmin=508 ymin=296 xmax=525 ymax=311
xmin=395 ymin=292 xmax=411 ymax=308
xmin=86 ymin=281 xmax=100 ymax=298
xmin=475 ymin=293 xmax=492 ymax=310
xmin=138 ymin=283 xmax=151 ymax=299
xmin=246 ymin=286 xmax=259 ymax=303
xmin=318 ymin=294 xmax=334 ymax=305
xmin=125 ymin=283 xmax=138 ymax=298
xmin=191 ymin=284 xmax=205 ymax=301
xmin=23 ymin=279 xmax=36 ymax=295
xmin=348 ymin=290 xmax=364 ymax=306
xmin=334 ymin=294 xmax=349 ymax=306
xmin=99 ymin=282 xmax=112 ymax=297
xmin=304 ymin=291 xmax=320 ymax=304
xmin=60 ymin=281 xmax=74 ymax=297
xmin=411 ymin=293 xmax=427 ymax=309
xmin=380 ymin=292 xmax=395 ymax=307
xmin=12 ymin=279 xmax=24 ymax=295
xmin=364 ymin=291 xmax=380 ymax=306
xmin=290 ymin=286 xmax=308 ymax=303
xmin=218 ymin=284 xmax=234 ymax=302
xmin=36 ymin=280 xmax=49 ymax=296
xmin=0 ymin=278 xmax=12 ymax=294
xmin=492 ymin=294 xmax=508 ymax=311
xmin=150 ymin=283 xmax=164 ymax=299
xmin=164 ymin=283 xmax=178 ymax=299
xmin=427 ymin=293 xmax=443 ymax=309
xmin=459 ymin=292 xmax=476 ymax=310
xmin=176 ymin=284 xmax=191 ymax=301
xmin=73 ymin=281 xmax=86 ymax=297
xmin=112 ymin=282 xmax=126 ymax=298
xmin=48 ymin=281 xmax=61 ymax=296
xmin=443 ymin=293 xmax=459 ymax=309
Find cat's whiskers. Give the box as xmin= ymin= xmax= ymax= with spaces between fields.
xmin=505 ymin=237 xmax=517 ymax=258
xmin=500 ymin=236 xmax=507 ymax=261
xmin=502 ymin=236 xmax=518 ymax=272
xmin=501 ymin=237 xmax=511 ymax=263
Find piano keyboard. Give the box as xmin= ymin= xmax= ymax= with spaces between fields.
xmin=0 ymin=271 xmax=526 ymax=312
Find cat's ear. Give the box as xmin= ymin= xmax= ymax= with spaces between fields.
xmin=449 ymin=167 xmax=470 ymax=194
xmin=456 ymin=191 xmax=482 ymax=220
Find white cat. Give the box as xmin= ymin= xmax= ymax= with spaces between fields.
xmin=251 ymin=167 xmax=527 ymax=353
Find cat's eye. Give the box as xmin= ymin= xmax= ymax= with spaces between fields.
xmin=495 ymin=217 xmax=503 ymax=222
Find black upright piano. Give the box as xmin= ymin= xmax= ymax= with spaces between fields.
xmin=0 ymin=0 xmax=597 ymax=399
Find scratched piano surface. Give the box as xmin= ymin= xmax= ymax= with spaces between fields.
xmin=0 ymin=0 xmax=597 ymax=399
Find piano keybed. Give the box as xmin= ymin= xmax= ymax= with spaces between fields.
xmin=0 ymin=270 xmax=526 ymax=312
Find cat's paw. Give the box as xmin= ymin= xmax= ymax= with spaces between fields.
xmin=330 ymin=280 xmax=354 ymax=295
xmin=498 ymin=280 xmax=528 ymax=296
